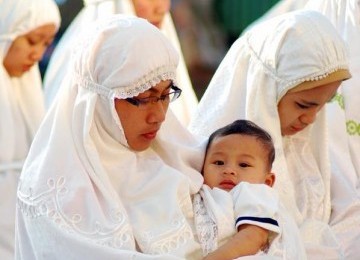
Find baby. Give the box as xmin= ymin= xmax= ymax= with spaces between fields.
xmin=195 ymin=120 xmax=304 ymax=259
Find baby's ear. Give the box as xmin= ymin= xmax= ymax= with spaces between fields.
xmin=265 ymin=172 xmax=275 ymax=187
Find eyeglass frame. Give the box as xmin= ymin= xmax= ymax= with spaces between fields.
xmin=125 ymin=84 xmax=182 ymax=107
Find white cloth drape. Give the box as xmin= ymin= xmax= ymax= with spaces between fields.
xmin=44 ymin=0 xmax=198 ymax=126
xmin=194 ymin=183 xmax=306 ymax=259
xmin=305 ymin=0 xmax=360 ymax=197
xmin=16 ymin=15 xmax=206 ymax=259
xmin=0 ymin=0 xmax=60 ymax=259
xmin=189 ymin=10 xmax=355 ymax=259
xmin=305 ymin=1 xmax=360 ymax=258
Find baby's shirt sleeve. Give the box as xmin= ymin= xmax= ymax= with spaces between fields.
xmin=230 ymin=182 xmax=281 ymax=235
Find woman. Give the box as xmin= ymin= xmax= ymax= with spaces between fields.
xmin=15 ymin=14 xmax=208 ymax=259
xmin=0 ymin=0 xmax=60 ymax=258
xmin=190 ymin=10 xmax=360 ymax=258
xmin=306 ymin=0 xmax=360 ymax=192
xmin=43 ymin=0 xmax=198 ymax=126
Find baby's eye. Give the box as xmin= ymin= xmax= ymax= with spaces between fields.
xmin=213 ymin=160 xmax=224 ymax=165
xmin=239 ymin=163 xmax=250 ymax=168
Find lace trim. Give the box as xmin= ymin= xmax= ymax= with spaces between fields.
xmin=245 ymin=34 xmax=349 ymax=96
xmin=76 ymin=65 xmax=177 ymax=100
xmin=17 ymin=177 xmax=133 ymax=248
xmin=193 ymin=194 xmax=218 ymax=256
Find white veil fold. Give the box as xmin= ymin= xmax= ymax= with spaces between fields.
xmin=17 ymin=15 xmax=204 ymax=259
xmin=189 ymin=10 xmax=350 ymax=258
xmin=0 ymin=1 xmax=60 ymax=258
xmin=44 ymin=0 xmax=198 ymax=126
xmin=306 ymin=0 xmax=360 ymax=192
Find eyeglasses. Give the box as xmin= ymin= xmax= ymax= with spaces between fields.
xmin=125 ymin=84 xmax=182 ymax=108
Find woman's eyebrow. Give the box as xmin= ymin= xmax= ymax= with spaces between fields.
xmin=148 ymin=85 xmax=171 ymax=94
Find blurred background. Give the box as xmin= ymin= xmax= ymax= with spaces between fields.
xmin=41 ymin=0 xmax=280 ymax=99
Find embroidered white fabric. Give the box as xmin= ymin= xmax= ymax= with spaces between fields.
xmin=0 ymin=0 xmax=60 ymax=259
xmin=194 ymin=183 xmax=306 ymax=259
xmin=43 ymin=0 xmax=198 ymax=126
xmin=304 ymin=1 xmax=360 ymax=258
xmin=189 ymin=10 xmax=353 ymax=259
xmin=16 ymin=15 xmax=206 ymax=259
xmin=193 ymin=193 xmax=218 ymax=256
xmin=306 ymin=0 xmax=360 ymax=190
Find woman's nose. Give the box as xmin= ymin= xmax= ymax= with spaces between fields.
xmin=300 ymin=109 xmax=317 ymax=125
xmin=147 ymin=102 xmax=167 ymax=124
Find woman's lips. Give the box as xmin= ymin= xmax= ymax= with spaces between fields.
xmin=291 ymin=125 xmax=304 ymax=133
xmin=22 ymin=64 xmax=32 ymax=72
xmin=142 ymin=131 xmax=158 ymax=140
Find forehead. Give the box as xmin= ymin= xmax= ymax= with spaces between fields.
xmin=25 ymin=23 xmax=56 ymax=38
xmin=286 ymin=81 xmax=341 ymax=100
xmin=209 ymin=134 xmax=266 ymax=156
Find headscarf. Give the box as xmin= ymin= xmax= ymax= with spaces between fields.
xmin=44 ymin=0 xmax=198 ymax=126
xmin=0 ymin=0 xmax=61 ymax=170
xmin=189 ymin=10 xmax=351 ymax=257
xmin=243 ymin=0 xmax=309 ymax=33
xmin=304 ymin=1 xmax=360 ymax=258
xmin=0 ymin=0 xmax=60 ymax=258
xmin=16 ymin=15 xmax=205 ymax=259
xmin=306 ymin=0 xmax=360 ymax=193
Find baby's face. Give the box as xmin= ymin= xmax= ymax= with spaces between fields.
xmin=203 ymin=134 xmax=273 ymax=191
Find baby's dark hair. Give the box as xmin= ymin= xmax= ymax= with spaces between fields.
xmin=206 ymin=120 xmax=275 ymax=170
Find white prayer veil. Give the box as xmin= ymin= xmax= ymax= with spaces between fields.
xmin=305 ymin=1 xmax=360 ymax=258
xmin=0 ymin=0 xmax=60 ymax=169
xmin=16 ymin=15 xmax=205 ymax=260
xmin=189 ymin=10 xmax=351 ymax=258
xmin=0 ymin=0 xmax=60 ymax=258
xmin=44 ymin=0 xmax=198 ymax=126
xmin=306 ymin=0 xmax=360 ymax=193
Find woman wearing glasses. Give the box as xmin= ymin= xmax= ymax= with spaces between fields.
xmin=43 ymin=0 xmax=198 ymax=127
xmin=15 ymin=15 xmax=205 ymax=259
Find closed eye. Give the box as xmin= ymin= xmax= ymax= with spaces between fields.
xmin=296 ymin=102 xmax=310 ymax=109
xmin=43 ymin=41 xmax=52 ymax=47
xmin=128 ymin=97 xmax=152 ymax=106
xmin=27 ymin=37 xmax=37 ymax=46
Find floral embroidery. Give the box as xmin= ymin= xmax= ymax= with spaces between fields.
xmin=138 ymin=217 xmax=193 ymax=254
xmin=330 ymin=93 xmax=344 ymax=109
xmin=17 ymin=177 xmax=133 ymax=249
xmin=193 ymin=194 xmax=218 ymax=256
xmin=346 ymin=120 xmax=360 ymax=136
